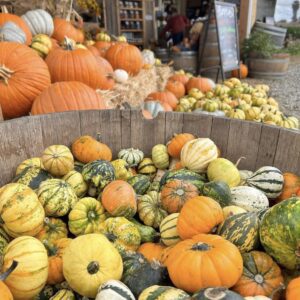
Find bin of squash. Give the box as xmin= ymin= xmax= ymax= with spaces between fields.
xmin=0 ymin=117 xmax=300 ymax=300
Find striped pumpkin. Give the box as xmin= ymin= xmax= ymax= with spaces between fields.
xmin=15 ymin=157 xmax=43 ymax=175
xmin=230 ymin=186 xmax=269 ymax=212
xmin=139 ymin=285 xmax=189 ymax=300
xmin=37 ymin=179 xmax=78 ymax=217
xmin=96 ymin=280 xmax=135 ymax=300
xmin=246 ymin=166 xmax=284 ymax=199
xmin=138 ymin=158 xmax=157 ymax=176
xmin=160 ymin=213 xmax=181 ymax=246
xmin=118 ymin=148 xmax=144 ymax=167
xmin=62 ymin=170 xmax=88 ymax=198
xmin=217 ymin=212 xmax=260 ymax=253
xmin=0 ymin=226 xmax=10 ymax=255
xmin=127 ymin=174 xmax=151 ymax=195
xmin=49 ymin=289 xmax=75 ymax=299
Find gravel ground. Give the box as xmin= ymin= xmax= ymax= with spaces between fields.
xmin=244 ymin=61 xmax=300 ymax=118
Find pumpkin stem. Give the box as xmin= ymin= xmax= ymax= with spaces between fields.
xmin=63 ymin=37 xmax=75 ymax=51
xmin=0 ymin=6 xmax=8 ymax=13
xmin=43 ymin=240 xmax=58 ymax=256
xmin=44 ymin=217 xmax=56 ymax=231
xmin=87 ymin=261 xmax=99 ymax=274
xmin=0 ymin=260 xmax=18 ymax=281
xmin=254 ymin=274 xmax=264 ymax=284
xmin=96 ymin=133 xmax=101 ymax=142
xmin=106 ymin=233 xmax=117 ymax=243
xmin=203 ymin=287 xmax=227 ymax=300
xmin=87 ymin=210 xmax=97 ymax=220
xmin=235 ymin=156 xmax=246 ymax=167
xmin=0 ymin=65 xmax=14 ymax=85
xmin=191 ymin=242 xmax=211 ymax=251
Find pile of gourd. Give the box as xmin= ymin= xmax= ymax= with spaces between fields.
xmin=1 ymin=133 xmax=300 ymax=300
xmin=172 ymin=73 xmax=299 ymax=130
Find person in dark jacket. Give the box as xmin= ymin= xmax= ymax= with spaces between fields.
xmin=160 ymin=7 xmax=190 ymax=45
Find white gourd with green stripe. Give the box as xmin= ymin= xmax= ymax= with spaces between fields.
xmin=96 ymin=280 xmax=135 ymax=300
xmin=159 ymin=213 xmax=181 ymax=246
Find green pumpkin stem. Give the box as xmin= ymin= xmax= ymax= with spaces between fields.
xmin=105 ymin=233 xmax=117 ymax=243
xmin=191 ymin=242 xmax=211 ymax=251
xmin=43 ymin=240 xmax=58 ymax=256
xmin=87 ymin=261 xmax=99 ymax=274
xmin=0 ymin=260 xmax=18 ymax=280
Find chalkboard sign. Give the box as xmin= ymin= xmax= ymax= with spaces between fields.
xmin=215 ymin=1 xmax=240 ymax=72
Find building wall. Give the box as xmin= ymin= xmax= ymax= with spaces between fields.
xmin=256 ymin=0 xmax=276 ymax=21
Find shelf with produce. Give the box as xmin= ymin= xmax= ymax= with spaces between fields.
xmin=121 ymin=29 xmax=143 ymax=32
xmin=120 ymin=7 xmax=143 ymax=11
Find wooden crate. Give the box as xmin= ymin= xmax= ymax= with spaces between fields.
xmin=0 ymin=110 xmax=299 ymax=186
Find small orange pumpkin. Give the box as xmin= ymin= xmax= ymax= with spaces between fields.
xmin=286 ymin=277 xmax=300 ymax=300
xmin=138 ymin=242 xmax=165 ymax=262
xmin=0 ymin=282 xmax=13 ymax=300
xmin=177 ymin=196 xmax=224 ymax=239
xmin=169 ymin=74 xmax=189 ymax=86
xmin=101 ymin=180 xmax=137 ymax=218
xmin=160 ymin=245 xmax=176 ymax=266
xmin=146 ymin=91 xmax=178 ymax=110
xmin=276 ymin=172 xmax=300 ymax=203
xmin=88 ymin=45 xmax=101 ymax=57
xmin=232 ymin=63 xmax=248 ymax=79
xmin=94 ymin=41 xmax=111 ymax=57
xmin=165 ymin=80 xmax=186 ymax=99
xmin=161 ymin=180 xmax=199 ymax=213
xmin=52 ymin=18 xmax=84 ymax=43
xmin=72 ymin=135 xmax=112 ymax=163
xmin=186 ymin=77 xmax=215 ymax=93
xmin=167 ymin=133 xmax=195 ymax=158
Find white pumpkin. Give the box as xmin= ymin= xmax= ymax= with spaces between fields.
xmin=0 ymin=22 xmax=26 ymax=44
xmin=22 ymin=9 xmax=54 ymax=36
xmin=143 ymin=101 xmax=164 ymax=118
xmin=230 ymin=186 xmax=269 ymax=212
xmin=244 ymin=297 xmax=271 ymax=300
xmin=96 ymin=280 xmax=135 ymax=300
xmin=142 ymin=49 xmax=156 ymax=66
xmin=114 ymin=69 xmax=129 ymax=83
xmin=180 ymin=138 xmax=218 ymax=173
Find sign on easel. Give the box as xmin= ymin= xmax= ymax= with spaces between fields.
xmin=199 ymin=1 xmax=240 ymax=81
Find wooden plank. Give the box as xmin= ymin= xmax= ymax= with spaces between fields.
xmin=183 ymin=113 xmax=213 ymax=138
xmin=121 ymin=110 xmax=131 ymax=150
xmin=274 ymin=129 xmax=300 ymax=173
xmin=239 ymin=0 xmax=257 ymax=43
xmin=130 ymin=110 xmax=144 ymax=150
xmin=255 ymin=124 xmax=280 ymax=169
xmin=40 ymin=111 xmax=81 ymax=148
xmin=79 ymin=110 xmax=102 ymax=138
xmin=165 ymin=112 xmax=184 ymax=143
xmin=226 ymin=120 xmax=262 ymax=170
xmin=210 ymin=117 xmax=231 ymax=157
xmin=0 ymin=104 xmax=3 ymax=121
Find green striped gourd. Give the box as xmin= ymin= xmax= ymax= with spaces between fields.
xmin=246 ymin=166 xmax=284 ymax=199
xmin=230 ymin=186 xmax=269 ymax=212
xmin=160 ymin=213 xmax=181 ymax=246
xmin=217 ymin=212 xmax=260 ymax=253
xmin=127 ymin=174 xmax=151 ymax=195
xmin=13 ymin=166 xmax=52 ymax=190
xmin=74 ymin=161 xmax=85 ymax=173
xmin=50 ymin=289 xmax=75 ymax=300
xmin=138 ymin=158 xmax=157 ymax=176
xmin=15 ymin=157 xmax=43 ymax=175
xmin=63 ymin=170 xmax=88 ymax=198
xmin=200 ymin=181 xmax=232 ymax=207
xmin=139 ymin=285 xmax=189 ymax=300
xmin=260 ymin=197 xmax=300 ymax=270
xmin=37 ymin=179 xmax=78 ymax=217
xmin=96 ymin=280 xmax=135 ymax=300
xmin=152 ymin=144 xmax=169 ymax=170
xmin=159 ymin=169 xmax=205 ymax=191
xmin=130 ymin=218 xmax=160 ymax=243
xmin=0 ymin=226 xmax=10 ymax=255
xmin=118 ymin=148 xmax=144 ymax=167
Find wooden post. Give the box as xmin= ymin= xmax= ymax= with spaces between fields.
xmin=239 ymin=0 xmax=257 ymax=44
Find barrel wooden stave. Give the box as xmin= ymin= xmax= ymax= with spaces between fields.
xmin=171 ymin=51 xmax=198 ymax=74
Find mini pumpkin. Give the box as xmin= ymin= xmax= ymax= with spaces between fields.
xmin=165 ymin=80 xmax=186 ymax=99
xmin=62 ymin=170 xmax=88 ymax=198
xmin=138 ymin=158 xmax=157 ymax=176
xmin=118 ymin=148 xmax=144 ymax=167
xmin=138 ymin=242 xmax=166 ymax=263
xmin=152 ymin=144 xmax=169 ymax=170
xmin=146 ymin=91 xmax=178 ymax=110
xmin=167 ymin=133 xmax=195 ymax=158
xmin=15 ymin=157 xmax=43 ymax=175
xmin=160 ymin=213 xmax=181 ymax=246
xmin=96 ymin=280 xmax=135 ymax=300
xmin=186 ymin=77 xmax=215 ymax=93
xmin=111 ymin=159 xmax=134 ymax=180
xmin=286 ymin=277 xmax=300 ymax=300
xmin=30 ymin=34 xmax=53 ymax=58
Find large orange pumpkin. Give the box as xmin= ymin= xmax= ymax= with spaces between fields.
xmin=101 ymin=180 xmax=137 ymax=218
xmin=186 ymin=77 xmax=215 ymax=93
xmin=165 ymin=80 xmax=186 ymax=99
xmin=233 ymin=251 xmax=283 ymax=298
xmin=169 ymin=74 xmax=189 ymax=86
xmin=0 ymin=42 xmax=51 ymax=119
xmin=94 ymin=41 xmax=111 ymax=57
xmin=167 ymin=133 xmax=196 ymax=158
xmin=95 ymin=56 xmax=115 ymax=90
xmin=52 ymin=18 xmax=84 ymax=43
xmin=276 ymin=172 xmax=300 ymax=203
xmin=177 ymin=196 xmax=224 ymax=239
xmin=88 ymin=45 xmax=100 ymax=57
xmin=232 ymin=63 xmax=248 ymax=79
xmin=46 ymin=39 xmax=113 ymax=90
xmin=161 ymin=179 xmax=199 ymax=213
xmin=138 ymin=242 xmax=165 ymax=262
xmin=106 ymin=43 xmax=143 ymax=75
xmin=72 ymin=135 xmax=112 ymax=163
xmin=146 ymin=91 xmax=178 ymax=110
xmin=0 ymin=7 xmax=32 ymax=44
xmin=286 ymin=277 xmax=300 ymax=300
xmin=166 ymin=233 xmax=243 ymax=293
xmin=31 ymin=81 xmax=108 ymax=115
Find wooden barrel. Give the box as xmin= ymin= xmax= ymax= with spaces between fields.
xmin=0 ymin=110 xmax=299 ymax=186
xmin=253 ymin=22 xmax=287 ymax=48
xmin=171 ymin=51 xmax=198 ymax=74
xmin=155 ymin=48 xmax=170 ymax=64
xmin=248 ymin=55 xmax=290 ymax=79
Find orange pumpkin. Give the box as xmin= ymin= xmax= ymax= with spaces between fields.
xmin=160 ymin=102 xmax=173 ymax=112
xmin=160 ymin=245 xmax=175 ymax=266
xmin=232 ymin=63 xmax=248 ymax=79
xmin=0 ymin=282 xmax=13 ymax=300
xmin=46 ymin=238 xmax=72 ymax=285
xmin=177 ymin=196 xmax=224 ymax=239
xmin=95 ymin=56 xmax=115 ymax=90
xmin=169 ymin=74 xmax=189 ymax=86
xmin=186 ymin=77 xmax=215 ymax=93
xmin=52 ymin=18 xmax=84 ymax=43
xmin=87 ymin=45 xmax=100 ymax=57
xmin=146 ymin=91 xmax=178 ymax=110
xmin=51 ymin=38 xmax=60 ymax=49
xmin=165 ymin=80 xmax=186 ymax=99
xmin=286 ymin=277 xmax=300 ymax=300
xmin=276 ymin=172 xmax=300 ymax=203
xmin=94 ymin=41 xmax=111 ymax=57
xmin=233 ymin=251 xmax=283 ymax=298
xmin=72 ymin=135 xmax=112 ymax=163
xmin=161 ymin=180 xmax=199 ymax=213
xmin=106 ymin=43 xmax=143 ymax=75
xmin=0 ymin=42 xmax=51 ymax=119
xmin=167 ymin=133 xmax=195 ymax=158
xmin=31 ymin=82 xmax=108 ymax=115
xmin=166 ymin=233 xmax=243 ymax=293
xmin=0 ymin=7 xmax=32 ymax=44
xmin=138 ymin=242 xmax=165 ymax=262
xmin=46 ymin=39 xmax=113 ymax=90
xmin=101 ymin=180 xmax=137 ymax=218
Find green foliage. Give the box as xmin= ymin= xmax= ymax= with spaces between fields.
xmin=287 ymin=27 xmax=300 ymax=39
xmin=285 ymin=41 xmax=300 ymax=56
